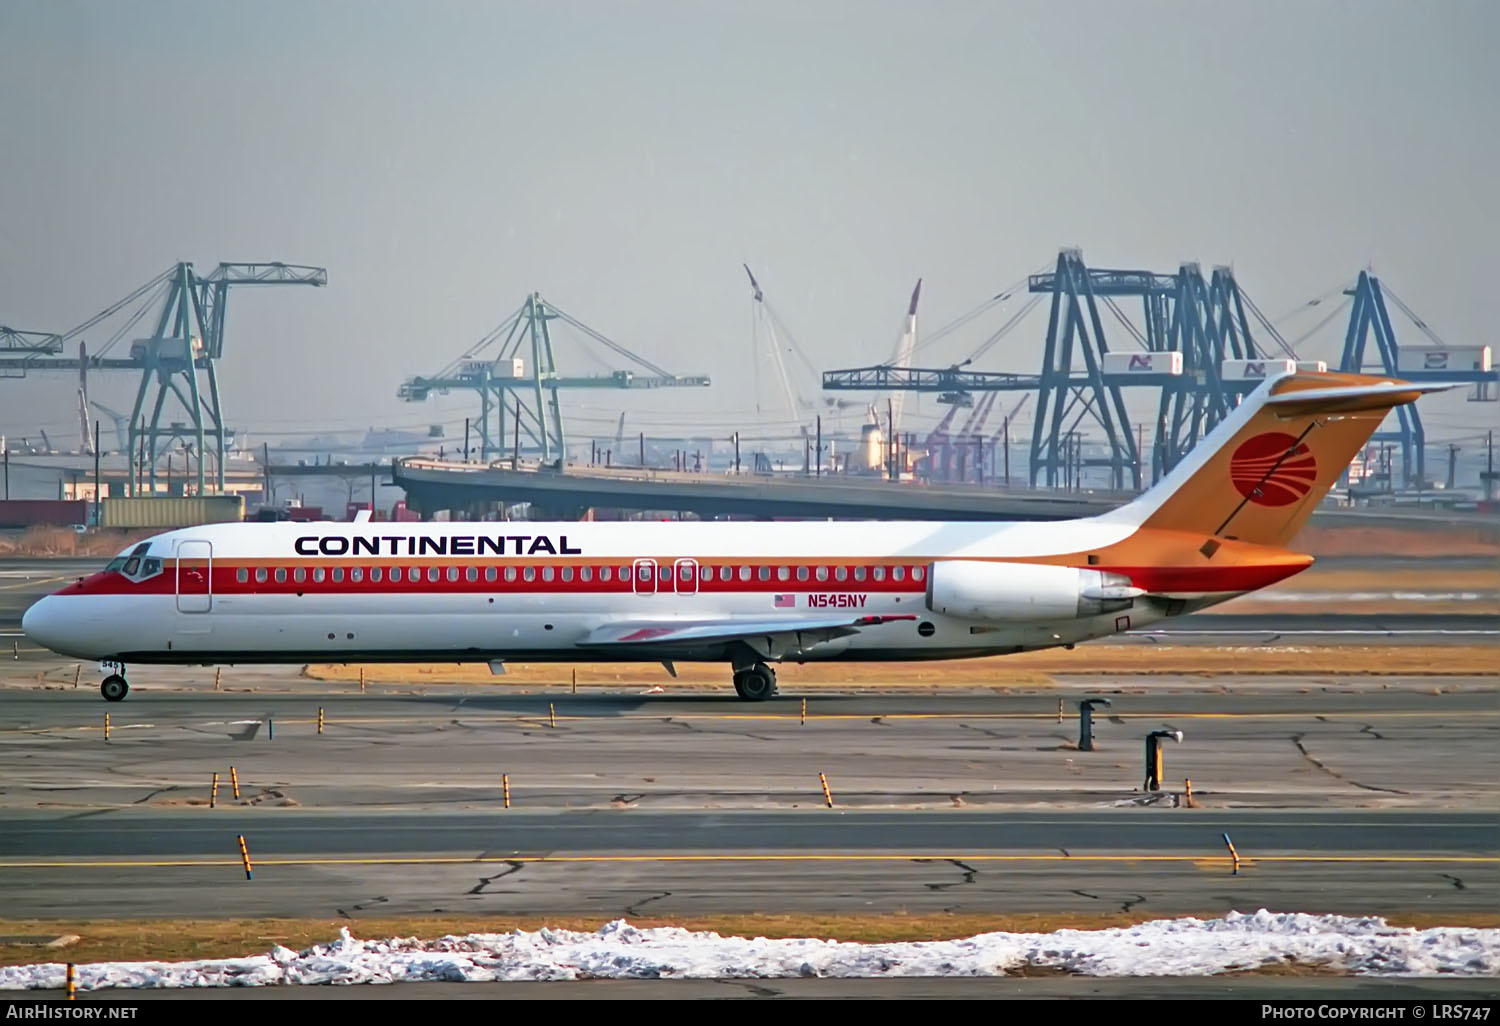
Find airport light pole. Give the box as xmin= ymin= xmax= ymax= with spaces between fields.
xmin=815 ymin=415 xmax=821 ymax=479
xmin=1487 ymin=430 xmax=1495 ymax=502
xmin=92 ymin=421 xmax=101 ymax=526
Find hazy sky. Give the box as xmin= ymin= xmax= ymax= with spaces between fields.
xmin=1 ymin=0 xmax=1495 ymax=452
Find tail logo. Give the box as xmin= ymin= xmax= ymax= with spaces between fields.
xmin=1230 ymin=432 xmax=1317 ymax=507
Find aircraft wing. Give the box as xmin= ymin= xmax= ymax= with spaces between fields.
xmin=578 ymin=613 xmax=917 ymax=649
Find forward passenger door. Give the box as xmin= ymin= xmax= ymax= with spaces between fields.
xmin=175 ymin=540 xmax=213 ymax=614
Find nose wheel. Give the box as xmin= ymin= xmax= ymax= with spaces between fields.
xmin=732 ymin=663 xmax=777 ymax=702
xmin=100 ymin=675 xmax=129 ymax=702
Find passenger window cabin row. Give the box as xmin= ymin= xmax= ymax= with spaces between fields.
xmin=229 ymin=564 xmax=928 ymax=586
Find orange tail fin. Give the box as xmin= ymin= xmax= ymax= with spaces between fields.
xmin=1101 ymin=372 xmax=1454 ymax=548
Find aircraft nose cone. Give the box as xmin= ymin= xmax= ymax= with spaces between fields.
xmin=22 ymin=596 xmax=66 ymax=654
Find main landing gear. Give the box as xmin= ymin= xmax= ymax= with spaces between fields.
xmin=732 ymin=663 xmax=777 ymax=702
xmin=100 ymin=674 xmax=129 ymax=702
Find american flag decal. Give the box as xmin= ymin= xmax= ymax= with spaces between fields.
xmin=773 ymin=593 xmax=795 ymax=608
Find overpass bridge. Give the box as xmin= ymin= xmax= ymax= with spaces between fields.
xmin=390 ymin=458 xmax=1127 ymax=522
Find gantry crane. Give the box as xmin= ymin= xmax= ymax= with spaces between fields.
xmin=398 ymin=292 xmax=711 ymax=465
xmin=1 ymin=261 xmax=326 ymax=493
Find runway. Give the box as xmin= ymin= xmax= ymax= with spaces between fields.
xmin=0 ymin=686 xmax=1494 ymax=925
xmin=6 ymin=809 xmax=1494 ymax=860
xmin=3 ymin=688 xmax=1497 ymax=812
xmin=0 ymin=809 xmax=1493 ymax=923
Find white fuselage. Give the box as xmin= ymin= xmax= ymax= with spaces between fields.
xmin=23 ymin=516 xmax=1182 ymax=666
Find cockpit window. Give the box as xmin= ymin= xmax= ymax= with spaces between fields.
xmin=110 ymin=554 xmax=164 ymax=583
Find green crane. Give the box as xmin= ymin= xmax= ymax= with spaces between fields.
xmin=1 ymin=262 xmax=326 ymax=494
xmin=398 ymin=292 xmax=710 ymax=465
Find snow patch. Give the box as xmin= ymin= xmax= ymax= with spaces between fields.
xmin=1 ymin=912 xmax=1495 ymax=990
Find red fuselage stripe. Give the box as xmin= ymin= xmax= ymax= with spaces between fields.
xmin=54 ymin=559 xmax=1304 ymax=599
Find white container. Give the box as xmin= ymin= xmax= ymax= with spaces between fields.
xmin=1220 ymin=358 xmax=1297 ymax=382
xmin=458 ymin=357 xmax=526 ymax=380
xmin=1395 ymin=347 xmax=1492 ymax=373
xmin=1295 ymin=360 xmax=1328 ymax=373
xmin=1102 ymin=352 xmax=1183 ymax=376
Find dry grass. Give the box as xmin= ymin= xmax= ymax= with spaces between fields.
xmin=1296 ymin=523 xmax=1500 ymax=558
xmin=996 ymin=645 xmax=1497 ymax=676
xmin=306 ymin=644 xmax=1497 ymax=688
xmin=0 ymin=527 xmax=157 ymax=558
xmin=1264 ymin=566 xmax=1500 ymax=591
xmin=1220 ymin=598 xmax=1495 ymax=615
xmin=1210 ymin=565 xmax=1500 ymax=616
xmin=3 ymin=910 xmax=1496 ymax=968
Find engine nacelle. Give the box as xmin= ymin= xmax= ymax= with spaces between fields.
xmin=924 ymin=560 xmax=1143 ymax=622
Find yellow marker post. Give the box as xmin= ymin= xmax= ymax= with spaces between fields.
xmin=230 ymin=766 xmax=241 ymax=800
xmin=1144 ymin=730 xmax=1182 ymax=791
xmin=801 ymin=698 xmax=807 ymax=727
xmin=548 ymin=703 xmax=556 ymax=729
xmin=104 ymin=713 xmax=111 ymax=742
xmin=65 ymin=962 xmax=76 ymax=1001
xmin=214 ymin=668 xmax=221 ymax=692
xmin=210 ymin=772 xmax=219 ymax=809
xmin=502 ymin=774 xmax=511 ymax=809
xmin=819 ymin=772 xmax=834 ymax=809
xmin=317 ymin=707 xmax=325 ymax=735
xmin=237 ymin=834 xmax=253 ymax=880
xmin=359 ymin=667 xmax=366 ymax=694
xmin=571 ymin=668 xmax=577 ymax=694
xmin=1222 ymin=832 xmax=1241 ymax=875
xmin=1184 ymin=778 xmax=1195 ymax=808
xmin=1057 ymin=698 xmax=1063 ymax=724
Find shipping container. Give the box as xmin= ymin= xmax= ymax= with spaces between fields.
xmin=0 ymin=499 xmax=89 ymax=529
xmin=1220 ymin=358 xmax=1297 ymax=382
xmin=459 ymin=357 xmax=524 ymax=380
xmin=99 ymin=495 xmax=244 ymax=529
xmin=1101 ymin=352 xmax=1183 ymax=376
xmin=390 ymin=499 xmax=422 ymax=522
xmin=1395 ymin=346 xmax=1492 ymax=374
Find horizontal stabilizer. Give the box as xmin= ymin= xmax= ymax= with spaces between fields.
xmin=1265 ymin=380 xmax=1460 ymax=416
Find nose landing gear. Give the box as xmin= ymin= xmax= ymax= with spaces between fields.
xmin=100 ymin=674 xmax=129 ymax=702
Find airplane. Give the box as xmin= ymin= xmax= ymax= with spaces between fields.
xmin=23 ymin=371 xmax=1452 ymax=703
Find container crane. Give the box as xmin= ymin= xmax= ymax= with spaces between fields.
xmin=398 ymin=292 xmax=711 ymax=465
xmin=886 ymin=279 xmax=922 ymax=435
xmin=919 ymin=400 xmax=965 ymax=479
xmin=743 ymin=265 xmax=824 ymax=426
xmin=1 ymin=261 xmax=326 ymax=494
